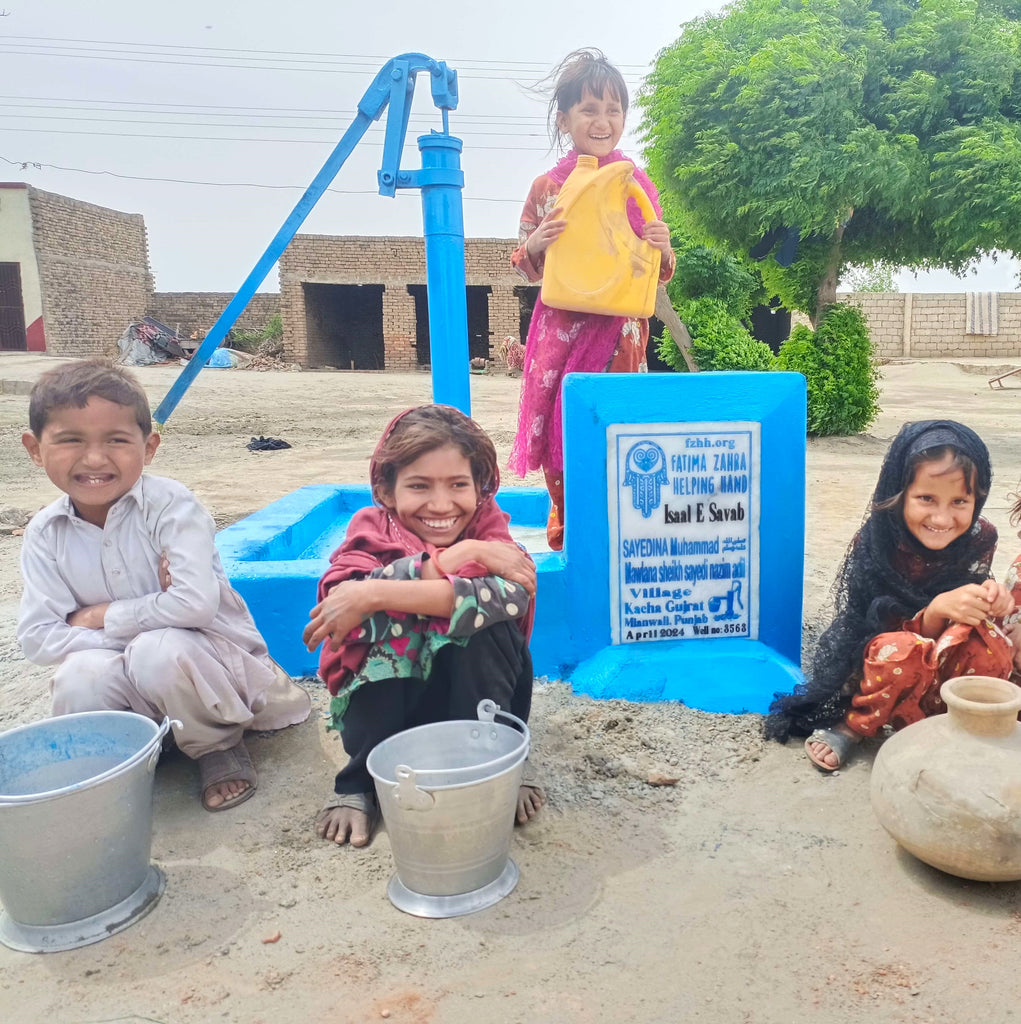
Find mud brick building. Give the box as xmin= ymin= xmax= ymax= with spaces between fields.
xmin=278 ymin=235 xmax=535 ymax=371
xmin=0 ymin=183 xmax=152 ymax=355
xmin=0 ymin=184 xmax=281 ymax=356
xmin=5 ymin=184 xmax=1021 ymax=369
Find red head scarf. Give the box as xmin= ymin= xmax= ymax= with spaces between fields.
xmin=317 ymin=407 xmax=535 ymax=693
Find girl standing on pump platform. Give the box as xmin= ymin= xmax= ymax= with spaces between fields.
xmin=508 ymin=48 xmax=676 ymax=551
xmin=304 ymin=405 xmax=543 ymax=847
xmin=765 ymin=420 xmax=1016 ymax=771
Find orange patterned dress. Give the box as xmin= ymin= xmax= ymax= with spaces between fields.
xmin=843 ymin=538 xmax=1020 ymax=738
xmin=848 ymin=614 xmax=1014 ymax=737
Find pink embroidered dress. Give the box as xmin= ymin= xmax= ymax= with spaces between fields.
xmin=509 ymin=149 xmax=675 ymax=481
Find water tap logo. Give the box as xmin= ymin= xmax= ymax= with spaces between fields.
xmin=623 ymin=440 xmax=668 ymax=518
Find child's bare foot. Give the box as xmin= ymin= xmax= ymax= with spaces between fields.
xmin=516 ymin=784 xmax=544 ymax=824
xmin=316 ymin=792 xmax=377 ymax=847
xmin=805 ymin=724 xmax=861 ymax=771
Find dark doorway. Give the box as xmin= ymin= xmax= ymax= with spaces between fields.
xmin=467 ymin=286 xmax=492 ymax=361
xmin=515 ymin=285 xmax=540 ymax=344
xmin=0 ymin=262 xmax=27 ymax=351
xmin=749 ymin=298 xmax=791 ymax=354
xmin=410 ymin=286 xmax=429 ymax=367
xmin=302 ymin=283 xmax=384 ymax=369
xmin=408 ymin=285 xmax=492 ymax=367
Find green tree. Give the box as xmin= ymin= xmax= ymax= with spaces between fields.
xmin=841 ymin=262 xmax=898 ymax=291
xmin=640 ymin=0 xmax=1021 ymax=324
xmin=669 ymin=241 xmax=764 ymax=318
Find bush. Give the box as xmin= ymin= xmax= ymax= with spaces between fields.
xmin=658 ymin=297 xmax=776 ymax=373
xmin=228 ymin=312 xmax=283 ymax=354
xmin=776 ymin=303 xmax=879 ymax=435
xmin=667 ymin=242 xmax=762 ymax=320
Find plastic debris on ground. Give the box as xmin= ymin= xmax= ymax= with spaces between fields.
xmin=116 ymin=317 xmax=188 ymax=366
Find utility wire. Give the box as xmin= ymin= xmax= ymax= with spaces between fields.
xmin=0 ymin=45 xmax=648 ymax=84
xmin=3 ymin=126 xmax=552 ymax=150
xmin=0 ymin=153 xmax=524 ymax=202
xmin=0 ymin=97 xmax=544 ymax=125
xmin=0 ymin=112 xmax=548 ymax=138
xmin=1 ymin=35 xmax=652 ymax=73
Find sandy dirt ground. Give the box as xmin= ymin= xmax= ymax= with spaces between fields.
xmin=2 ymin=352 xmax=1021 ymax=1024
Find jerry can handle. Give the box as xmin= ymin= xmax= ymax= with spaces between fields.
xmin=627 ymin=180 xmax=658 ymax=229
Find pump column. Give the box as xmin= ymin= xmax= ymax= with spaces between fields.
xmin=416 ymin=133 xmax=470 ymax=416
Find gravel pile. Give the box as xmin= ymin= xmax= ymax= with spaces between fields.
xmin=528 ymin=680 xmax=768 ymax=810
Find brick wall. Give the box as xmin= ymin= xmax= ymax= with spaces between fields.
xmin=279 ymin=235 xmax=523 ymax=370
xmin=28 ymin=186 xmax=152 ymax=357
xmin=148 ymin=292 xmax=280 ymax=339
xmin=840 ymin=292 xmax=1021 ymax=359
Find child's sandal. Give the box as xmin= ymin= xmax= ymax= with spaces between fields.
xmin=198 ymin=739 xmax=258 ymax=811
xmin=804 ymin=728 xmax=859 ymax=772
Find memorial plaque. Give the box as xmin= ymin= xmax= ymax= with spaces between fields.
xmin=608 ymin=421 xmax=761 ymax=645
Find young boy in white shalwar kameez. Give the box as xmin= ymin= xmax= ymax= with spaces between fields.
xmin=17 ymin=360 xmax=309 ymax=810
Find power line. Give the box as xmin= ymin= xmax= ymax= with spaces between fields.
xmin=1 ymin=35 xmax=653 ymax=73
xmin=0 ymin=153 xmax=524 ymax=203
xmin=0 ymin=112 xmax=548 ymax=139
xmin=0 ymin=44 xmax=649 ymax=84
xmin=0 ymin=96 xmax=545 ymax=125
xmin=2 ymin=126 xmax=552 ymax=150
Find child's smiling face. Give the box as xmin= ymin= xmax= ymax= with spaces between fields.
xmin=386 ymin=444 xmax=480 ymax=547
xmin=556 ymin=86 xmax=625 ymax=159
xmin=22 ymin=397 xmax=159 ymax=528
xmin=901 ymin=453 xmax=975 ymax=550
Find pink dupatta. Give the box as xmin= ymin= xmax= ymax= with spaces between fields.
xmin=509 ymin=149 xmax=663 ymax=477
xmin=317 ymin=410 xmax=535 ymax=696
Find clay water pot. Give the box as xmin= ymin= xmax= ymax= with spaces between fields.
xmin=870 ymin=675 xmax=1021 ymax=882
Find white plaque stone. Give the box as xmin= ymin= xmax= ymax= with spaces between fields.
xmin=607 ymin=421 xmax=761 ymax=645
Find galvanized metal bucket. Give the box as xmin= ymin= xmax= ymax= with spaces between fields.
xmin=367 ymin=699 xmax=529 ymax=918
xmin=0 ymin=711 xmax=171 ymax=953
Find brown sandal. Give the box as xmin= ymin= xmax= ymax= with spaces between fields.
xmin=198 ymin=739 xmax=258 ymax=811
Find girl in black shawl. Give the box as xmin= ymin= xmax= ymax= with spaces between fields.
xmin=765 ymin=420 xmax=1015 ymax=770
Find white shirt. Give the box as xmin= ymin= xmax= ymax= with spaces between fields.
xmin=18 ymin=474 xmax=270 ymax=666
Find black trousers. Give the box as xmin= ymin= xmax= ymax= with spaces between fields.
xmin=333 ymin=621 xmax=533 ymax=795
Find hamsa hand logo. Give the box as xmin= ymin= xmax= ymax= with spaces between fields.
xmin=623 ymin=441 xmax=668 ymax=518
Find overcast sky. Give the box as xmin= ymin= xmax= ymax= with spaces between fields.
xmin=2 ymin=0 xmax=1017 ymax=295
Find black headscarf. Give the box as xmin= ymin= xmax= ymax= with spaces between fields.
xmin=765 ymin=420 xmax=997 ymax=741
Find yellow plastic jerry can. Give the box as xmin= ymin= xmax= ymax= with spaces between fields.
xmin=541 ymin=155 xmax=661 ymax=318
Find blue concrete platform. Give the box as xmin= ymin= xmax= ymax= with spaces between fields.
xmin=217 ymin=372 xmax=806 ymax=714
xmin=216 ymin=484 xmax=566 ymax=679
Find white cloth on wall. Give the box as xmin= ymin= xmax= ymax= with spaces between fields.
xmin=966 ymin=292 xmax=999 ymax=335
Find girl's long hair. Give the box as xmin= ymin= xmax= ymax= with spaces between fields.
xmin=542 ymin=48 xmax=629 ymax=150
xmin=764 ymin=420 xmax=995 ymax=741
xmin=370 ymin=404 xmax=499 ymax=508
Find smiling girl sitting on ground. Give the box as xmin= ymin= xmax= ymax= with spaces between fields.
xmin=305 ymin=405 xmax=544 ymax=847
xmin=765 ymin=419 xmax=1016 ymax=771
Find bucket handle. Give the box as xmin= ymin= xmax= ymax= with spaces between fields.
xmin=146 ymin=718 xmax=180 ymax=772
xmin=393 ymin=765 xmax=435 ymax=811
xmin=476 ymin=699 xmax=528 ymax=737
